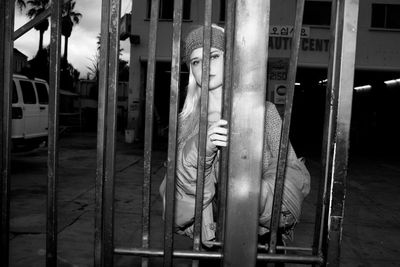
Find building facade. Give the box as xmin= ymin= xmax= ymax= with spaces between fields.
xmin=127 ymin=0 xmax=400 ymax=155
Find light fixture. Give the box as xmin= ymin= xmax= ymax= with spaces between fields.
xmin=354 ymin=85 xmax=371 ymax=92
xmin=318 ymin=79 xmax=328 ymax=84
xmin=384 ymin=78 xmax=400 ymax=87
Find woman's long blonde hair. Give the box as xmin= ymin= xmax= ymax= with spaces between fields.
xmin=178 ymin=65 xmax=201 ymax=144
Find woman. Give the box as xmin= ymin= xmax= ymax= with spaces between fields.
xmin=160 ymin=24 xmax=311 ymax=245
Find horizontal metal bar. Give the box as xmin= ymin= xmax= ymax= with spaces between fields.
xmin=114 ymin=247 xmax=323 ymax=263
xmin=13 ymin=8 xmax=51 ymax=40
xmin=259 ymin=245 xmax=313 ymax=252
xmin=115 ymin=247 xmax=221 ymax=259
xmin=13 ymin=0 xmax=71 ymax=41
xmin=204 ymin=241 xmax=313 ymax=252
xmin=257 ymin=254 xmax=323 ymax=264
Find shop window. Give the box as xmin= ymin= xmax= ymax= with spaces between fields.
xmin=146 ymin=0 xmax=191 ymax=20
xmin=371 ymin=3 xmax=400 ymax=29
xmin=303 ymin=1 xmax=331 ymax=26
xmin=221 ymin=0 xmax=332 ymax=25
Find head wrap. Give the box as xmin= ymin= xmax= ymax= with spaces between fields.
xmin=183 ymin=25 xmax=225 ymax=63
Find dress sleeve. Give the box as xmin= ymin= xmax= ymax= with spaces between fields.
xmin=258 ymin=102 xmax=311 ymax=233
xmin=159 ymin=132 xmax=218 ymax=241
xmin=264 ymin=101 xmax=297 ymax=160
xmin=176 ymin=133 xmax=218 ymax=197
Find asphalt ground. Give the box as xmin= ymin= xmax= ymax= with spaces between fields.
xmin=8 ymin=132 xmax=400 ymax=266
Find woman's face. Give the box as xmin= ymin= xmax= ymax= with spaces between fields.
xmin=189 ymin=47 xmax=224 ymax=91
xmin=190 ymin=47 xmax=224 ymax=122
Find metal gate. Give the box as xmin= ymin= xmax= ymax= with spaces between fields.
xmin=1 ymin=0 xmax=359 ymax=266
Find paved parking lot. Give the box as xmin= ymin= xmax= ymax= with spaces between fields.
xmin=8 ymin=132 xmax=400 ymax=266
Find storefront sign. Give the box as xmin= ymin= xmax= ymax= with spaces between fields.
xmin=270 ymin=25 xmax=310 ymax=38
xmin=268 ymin=58 xmax=289 ymax=81
xmin=274 ymin=84 xmax=288 ymax=104
xmin=268 ymin=58 xmax=289 ymax=105
xmin=269 ymin=37 xmax=330 ymax=52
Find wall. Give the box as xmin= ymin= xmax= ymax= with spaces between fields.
xmin=126 ymin=0 xmax=400 ymax=136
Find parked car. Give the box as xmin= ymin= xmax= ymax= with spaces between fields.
xmin=11 ymin=74 xmax=49 ymax=152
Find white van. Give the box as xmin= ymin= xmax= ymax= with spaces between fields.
xmin=11 ymin=74 xmax=49 ymax=152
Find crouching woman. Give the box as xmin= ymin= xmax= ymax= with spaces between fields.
xmin=159 ymin=24 xmax=311 ymax=246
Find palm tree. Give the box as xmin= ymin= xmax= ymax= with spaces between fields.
xmin=16 ymin=0 xmax=26 ymax=10
xmin=26 ymin=0 xmax=49 ymax=53
xmin=62 ymin=0 xmax=82 ymax=64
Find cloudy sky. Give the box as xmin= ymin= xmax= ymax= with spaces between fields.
xmin=14 ymin=0 xmax=131 ymax=78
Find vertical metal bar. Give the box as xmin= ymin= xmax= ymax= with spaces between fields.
xmin=268 ymin=0 xmax=305 ymax=254
xmin=313 ymin=0 xmax=338 ymax=261
xmin=217 ymin=0 xmax=235 ymax=243
xmin=143 ymin=0 xmax=159 ymax=266
xmin=95 ymin=0 xmax=111 ymax=265
xmin=325 ymin=1 xmax=359 ymax=266
xmin=222 ymin=0 xmax=270 ymax=266
xmin=163 ymin=0 xmax=183 ymax=266
xmin=0 ymin=0 xmax=14 ymax=266
xmin=47 ymin=0 xmax=63 ymax=265
xmin=192 ymin=2 xmax=212 ymax=267
xmin=101 ymin=0 xmax=121 ymax=266
xmin=127 ymin=0 xmax=137 ymax=134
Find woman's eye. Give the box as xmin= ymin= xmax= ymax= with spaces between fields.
xmin=211 ymin=54 xmax=220 ymax=60
xmin=191 ymin=60 xmax=200 ymax=66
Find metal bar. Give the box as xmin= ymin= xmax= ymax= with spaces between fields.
xmin=268 ymin=0 xmax=305 ymax=254
xmin=102 ymin=0 xmax=121 ymax=266
xmin=325 ymin=1 xmax=359 ymax=266
xmin=95 ymin=0 xmax=111 ymax=264
xmin=217 ymin=0 xmax=235 ymax=243
xmin=127 ymin=0 xmax=137 ymax=135
xmin=258 ymin=254 xmax=323 ymax=264
xmin=46 ymin=0 xmax=63 ymax=265
xmin=13 ymin=8 xmax=51 ymax=41
xmin=0 ymin=0 xmax=14 ymax=266
xmin=206 ymin=240 xmax=313 ymax=252
xmin=114 ymin=247 xmax=324 ymax=264
xmin=13 ymin=0 xmax=70 ymax=41
xmin=163 ymin=0 xmax=183 ymax=266
xmin=116 ymin=247 xmax=222 ymax=259
xmin=192 ymin=2 xmax=212 ymax=267
xmin=313 ymin=0 xmax=339 ymax=260
xmin=222 ymin=0 xmax=270 ymax=266
xmin=142 ymin=0 xmax=159 ymax=266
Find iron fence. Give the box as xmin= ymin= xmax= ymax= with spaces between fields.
xmin=0 ymin=0 xmax=359 ymax=266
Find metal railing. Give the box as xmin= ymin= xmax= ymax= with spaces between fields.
xmin=0 ymin=0 xmax=359 ymax=266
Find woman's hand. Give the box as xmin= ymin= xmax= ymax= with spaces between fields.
xmin=207 ymin=119 xmax=228 ymax=155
